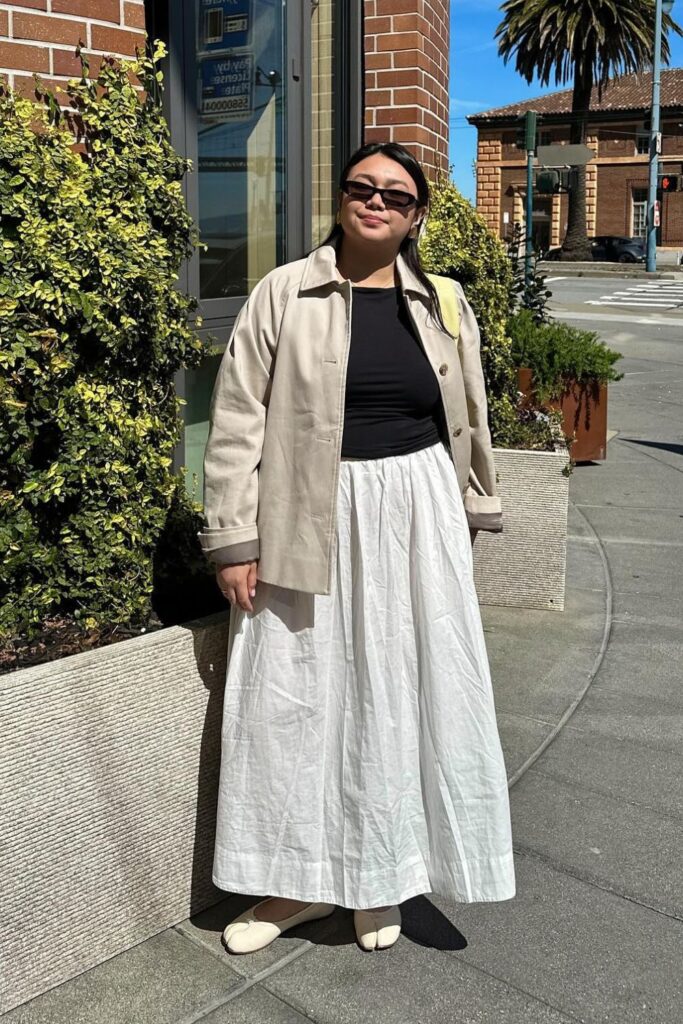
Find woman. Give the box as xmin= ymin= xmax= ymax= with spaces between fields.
xmin=199 ymin=142 xmax=515 ymax=955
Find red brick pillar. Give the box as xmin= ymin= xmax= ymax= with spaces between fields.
xmin=0 ymin=1 xmax=146 ymax=97
xmin=363 ymin=0 xmax=449 ymax=182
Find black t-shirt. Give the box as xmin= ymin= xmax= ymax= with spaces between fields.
xmin=340 ymin=285 xmax=445 ymax=459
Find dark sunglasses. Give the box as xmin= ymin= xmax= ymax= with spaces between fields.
xmin=340 ymin=179 xmax=419 ymax=209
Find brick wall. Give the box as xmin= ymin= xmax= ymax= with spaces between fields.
xmin=476 ymin=133 xmax=502 ymax=232
xmin=363 ymin=0 xmax=450 ymax=182
xmin=596 ymin=164 xmax=683 ymax=245
xmin=0 ymin=0 xmax=146 ymax=97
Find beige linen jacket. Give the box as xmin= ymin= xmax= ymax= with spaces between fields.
xmin=199 ymin=241 xmax=502 ymax=595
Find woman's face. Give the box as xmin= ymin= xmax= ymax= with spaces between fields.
xmin=337 ymin=154 xmax=426 ymax=248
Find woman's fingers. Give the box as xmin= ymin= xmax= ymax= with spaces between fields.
xmin=235 ymin=578 xmax=254 ymax=612
xmin=216 ymin=561 xmax=258 ymax=611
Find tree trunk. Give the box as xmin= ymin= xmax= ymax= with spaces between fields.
xmin=560 ymin=65 xmax=594 ymax=262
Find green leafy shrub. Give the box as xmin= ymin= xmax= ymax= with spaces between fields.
xmin=508 ymin=309 xmax=623 ymax=403
xmin=420 ymin=175 xmax=556 ymax=451
xmin=0 ymin=43 xmax=213 ymax=645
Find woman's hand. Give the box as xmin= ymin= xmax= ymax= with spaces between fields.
xmin=216 ymin=560 xmax=259 ymax=613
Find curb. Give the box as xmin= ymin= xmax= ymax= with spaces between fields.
xmin=539 ymin=262 xmax=683 ymax=280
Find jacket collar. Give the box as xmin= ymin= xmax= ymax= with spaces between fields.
xmin=299 ymin=237 xmax=430 ymax=297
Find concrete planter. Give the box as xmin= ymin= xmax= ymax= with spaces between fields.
xmin=0 ymin=612 xmax=230 ymax=1014
xmin=473 ymin=444 xmax=570 ymax=611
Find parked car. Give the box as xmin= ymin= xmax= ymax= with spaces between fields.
xmin=590 ymin=235 xmax=646 ymax=263
xmin=543 ymin=236 xmax=646 ymax=263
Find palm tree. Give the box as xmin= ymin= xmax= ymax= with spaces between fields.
xmin=495 ymin=0 xmax=682 ymax=260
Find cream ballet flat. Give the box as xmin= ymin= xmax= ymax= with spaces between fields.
xmin=222 ymin=900 xmax=336 ymax=954
xmin=353 ymin=905 xmax=402 ymax=951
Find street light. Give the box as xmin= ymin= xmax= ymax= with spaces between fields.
xmin=646 ymin=0 xmax=675 ymax=272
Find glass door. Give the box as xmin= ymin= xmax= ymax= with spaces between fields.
xmin=153 ymin=0 xmax=362 ymax=495
xmin=193 ymin=0 xmax=287 ymax=302
xmin=180 ymin=0 xmax=291 ymax=494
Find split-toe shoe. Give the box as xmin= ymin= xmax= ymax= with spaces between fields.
xmin=222 ymin=900 xmax=336 ymax=954
xmin=353 ymin=905 xmax=402 ymax=950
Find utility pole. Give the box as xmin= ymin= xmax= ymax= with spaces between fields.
xmin=523 ymin=111 xmax=538 ymax=294
xmin=646 ymin=0 xmax=676 ymax=272
xmin=514 ymin=110 xmax=539 ymax=294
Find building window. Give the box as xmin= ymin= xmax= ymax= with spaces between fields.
xmin=539 ymin=130 xmax=552 ymax=147
xmin=632 ymin=188 xmax=648 ymax=236
xmin=636 ymin=132 xmax=649 ymax=155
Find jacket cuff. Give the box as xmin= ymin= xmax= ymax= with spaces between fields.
xmin=463 ymin=492 xmax=503 ymax=533
xmin=197 ymin=528 xmax=260 ymax=566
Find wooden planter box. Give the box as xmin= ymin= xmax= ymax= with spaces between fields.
xmin=0 ymin=613 xmax=231 ymax=1014
xmin=517 ymin=367 xmax=609 ymax=462
xmin=472 ymin=443 xmax=570 ymax=612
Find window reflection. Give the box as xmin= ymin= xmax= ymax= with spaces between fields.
xmin=196 ymin=0 xmax=286 ymax=298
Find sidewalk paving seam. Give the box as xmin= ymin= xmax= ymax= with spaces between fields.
xmin=506 ymin=501 xmax=613 ymax=790
xmin=511 ymin=845 xmax=683 ymax=924
xmin=519 ymin=764 xmax=683 ymax=827
xmin=556 ymin=683 xmax=683 ymax=720
xmin=497 ymin=710 xmax=559 ymax=727
xmin=172 ymin=918 xmax=337 ymax=1023
xmin=441 ymin=948 xmax=583 ymax=1023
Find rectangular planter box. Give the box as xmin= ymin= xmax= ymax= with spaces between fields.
xmin=0 ymin=613 xmax=231 ymax=1015
xmin=473 ymin=445 xmax=570 ymax=611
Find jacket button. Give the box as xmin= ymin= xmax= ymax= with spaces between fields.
xmin=439 ymin=363 xmax=448 ymax=375
xmin=452 ymin=426 xmax=463 ymax=437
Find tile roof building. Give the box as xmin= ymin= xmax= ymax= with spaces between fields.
xmin=468 ymin=68 xmax=683 ymax=251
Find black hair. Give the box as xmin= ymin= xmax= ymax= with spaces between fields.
xmin=314 ymin=141 xmax=451 ymax=336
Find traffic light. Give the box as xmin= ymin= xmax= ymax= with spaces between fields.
xmin=536 ymin=169 xmax=560 ymax=194
xmin=515 ymin=111 xmax=538 ymax=152
xmin=658 ymin=174 xmax=679 ymax=192
xmin=535 ymin=168 xmax=577 ymax=194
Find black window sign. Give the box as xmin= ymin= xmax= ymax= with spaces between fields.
xmin=199 ymin=0 xmax=251 ymax=52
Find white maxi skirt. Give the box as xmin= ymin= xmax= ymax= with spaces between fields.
xmin=212 ymin=440 xmax=516 ymax=909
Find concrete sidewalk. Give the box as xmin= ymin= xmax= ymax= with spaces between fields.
xmin=4 ymin=326 xmax=682 ymax=1022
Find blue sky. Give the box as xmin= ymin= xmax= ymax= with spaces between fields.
xmin=449 ymin=0 xmax=683 ymax=202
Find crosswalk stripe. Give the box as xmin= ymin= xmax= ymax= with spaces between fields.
xmin=586 ymin=299 xmax=679 ymax=306
xmin=608 ymin=293 xmax=678 ymax=300
xmin=583 ymin=279 xmax=683 ymax=309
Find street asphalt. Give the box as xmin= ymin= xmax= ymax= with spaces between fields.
xmin=4 ymin=277 xmax=682 ymax=1024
